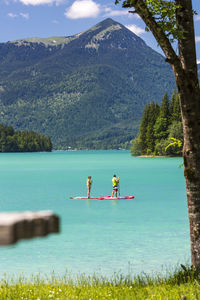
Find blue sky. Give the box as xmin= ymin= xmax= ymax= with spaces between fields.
xmin=1 ymin=0 xmax=200 ymax=61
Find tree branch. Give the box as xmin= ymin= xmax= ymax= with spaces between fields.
xmin=128 ymin=10 xmax=137 ymax=13
xmin=124 ymin=0 xmax=183 ymax=73
xmin=175 ymin=0 xmax=198 ymax=76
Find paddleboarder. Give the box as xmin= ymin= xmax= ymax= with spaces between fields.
xmin=87 ymin=176 xmax=92 ymax=198
xmin=112 ymin=174 xmax=119 ymax=198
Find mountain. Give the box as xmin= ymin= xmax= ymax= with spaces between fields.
xmin=0 ymin=18 xmax=175 ymax=149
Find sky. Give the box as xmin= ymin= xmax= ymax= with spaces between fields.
xmin=0 ymin=0 xmax=200 ymax=61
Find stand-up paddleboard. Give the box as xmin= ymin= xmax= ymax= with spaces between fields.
xmin=69 ymin=196 xmax=99 ymax=199
xmin=97 ymin=196 xmax=135 ymax=200
xmin=69 ymin=196 xmax=135 ymax=200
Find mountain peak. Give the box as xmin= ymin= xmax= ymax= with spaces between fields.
xmin=77 ymin=18 xmax=123 ymax=36
xmin=96 ymin=18 xmax=120 ymax=27
xmin=9 ymin=18 xmax=145 ymax=51
xmin=79 ymin=18 xmax=146 ymax=52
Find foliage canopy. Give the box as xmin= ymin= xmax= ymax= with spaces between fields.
xmin=116 ymin=0 xmax=181 ymax=41
xmin=130 ymin=91 xmax=183 ymax=156
xmin=0 ymin=123 xmax=52 ymax=152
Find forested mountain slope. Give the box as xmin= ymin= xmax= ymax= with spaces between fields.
xmin=0 ymin=18 xmax=176 ymax=149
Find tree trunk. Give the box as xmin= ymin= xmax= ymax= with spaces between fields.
xmin=122 ymin=0 xmax=200 ymax=268
xmin=174 ymin=0 xmax=200 ymax=268
xmin=175 ymin=75 xmax=200 ymax=267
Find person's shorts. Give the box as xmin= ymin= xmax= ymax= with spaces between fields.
xmin=113 ymin=185 xmax=118 ymax=191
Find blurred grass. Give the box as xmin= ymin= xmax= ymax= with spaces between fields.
xmin=1 ymin=264 xmax=200 ymax=299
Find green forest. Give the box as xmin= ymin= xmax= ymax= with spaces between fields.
xmin=0 ymin=18 xmax=175 ymax=149
xmin=130 ymin=91 xmax=183 ymax=156
xmin=0 ymin=123 xmax=52 ymax=152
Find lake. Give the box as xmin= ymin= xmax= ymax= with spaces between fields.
xmin=0 ymin=150 xmax=190 ymax=278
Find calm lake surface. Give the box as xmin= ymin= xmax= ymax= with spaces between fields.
xmin=0 ymin=150 xmax=190 ymax=278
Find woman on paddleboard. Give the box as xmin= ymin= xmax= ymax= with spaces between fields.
xmin=112 ymin=174 xmax=119 ymax=198
xmin=87 ymin=176 xmax=92 ymax=198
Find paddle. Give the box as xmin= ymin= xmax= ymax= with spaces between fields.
xmin=118 ymin=179 xmax=120 ymax=196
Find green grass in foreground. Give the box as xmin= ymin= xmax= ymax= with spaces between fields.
xmin=1 ymin=265 xmax=200 ymax=299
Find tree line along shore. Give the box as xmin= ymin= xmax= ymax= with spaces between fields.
xmin=0 ymin=90 xmax=181 ymax=154
xmin=0 ymin=123 xmax=52 ymax=152
xmin=130 ymin=91 xmax=182 ymax=157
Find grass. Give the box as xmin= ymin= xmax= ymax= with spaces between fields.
xmin=1 ymin=265 xmax=200 ymax=299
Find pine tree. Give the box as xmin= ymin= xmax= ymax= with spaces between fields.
xmin=171 ymin=92 xmax=181 ymax=123
xmin=154 ymin=93 xmax=169 ymax=141
xmin=145 ymin=102 xmax=160 ymax=154
xmin=131 ymin=91 xmax=182 ymax=156
xmin=137 ymin=104 xmax=151 ymax=154
xmin=130 ymin=102 xmax=160 ymax=155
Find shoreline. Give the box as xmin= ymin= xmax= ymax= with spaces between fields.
xmin=139 ymin=155 xmax=182 ymax=158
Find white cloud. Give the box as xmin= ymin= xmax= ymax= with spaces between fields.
xmin=195 ymin=15 xmax=200 ymax=21
xmin=103 ymin=6 xmax=140 ymax=18
xmin=17 ymin=0 xmax=66 ymax=5
xmin=195 ymin=36 xmax=200 ymax=42
xmin=65 ymin=0 xmax=100 ymax=19
xmin=126 ymin=24 xmax=145 ymax=36
xmin=8 ymin=0 xmax=66 ymax=4
xmin=7 ymin=12 xmax=30 ymax=19
xmin=8 ymin=12 xmax=18 ymax=18
xmin=7 ymin=13 xmax=17 ymax=18
xmin=18 ymin=0 xmax=56 ymax=4
xmin=104 ymin=8 xmax=129 ymax=17
xmin=197 ymin=59 xmax=200 ymax=64
xmin=19 ymin=12 xmax=29 ymax=19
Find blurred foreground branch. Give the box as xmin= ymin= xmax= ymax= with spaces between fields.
xmin=0 ymin=211 xmax=59 ymax=245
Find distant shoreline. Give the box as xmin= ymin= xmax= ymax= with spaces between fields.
xmin=139 ymin=155 xmax=182 ymax=158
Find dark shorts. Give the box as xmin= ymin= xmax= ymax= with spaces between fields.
xmin=113 ymin=185 xmax=118 ymax=191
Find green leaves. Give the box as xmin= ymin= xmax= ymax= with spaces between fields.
xmin=165 ymin=137 xmax=182 ymax=151
xmin=116 ymin=0 xmax=183 ymax=42
xmin=146 ymin=0 xmax=182 ymax=41
xmin=130 ymin=91 xmax=183 ymax=156
xmin=0 ymin=123 xmax=52 ymax=152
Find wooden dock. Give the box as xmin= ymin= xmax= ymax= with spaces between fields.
xmin=0 ymin=211 xmax=59 ymax=245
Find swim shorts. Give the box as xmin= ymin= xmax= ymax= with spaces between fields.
xmin=113 ymin=185 xmax=118 ymax=191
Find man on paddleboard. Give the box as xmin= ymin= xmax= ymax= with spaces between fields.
xmin=112 ymin=174 xmax=119 ymax=198
xmin=87 ymin=176 xmax=92 ymax=198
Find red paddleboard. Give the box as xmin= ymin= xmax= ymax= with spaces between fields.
xmin=69 ymin=196 xmax=98 ymax=199
xmin=69 ymin=196 xmax=135 ymax=200
xmin=97 ymin=196 xmax=135 ymax=200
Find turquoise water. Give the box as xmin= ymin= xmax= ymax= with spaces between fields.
xmin=0 ymin=150 xmax=190 ymax=278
